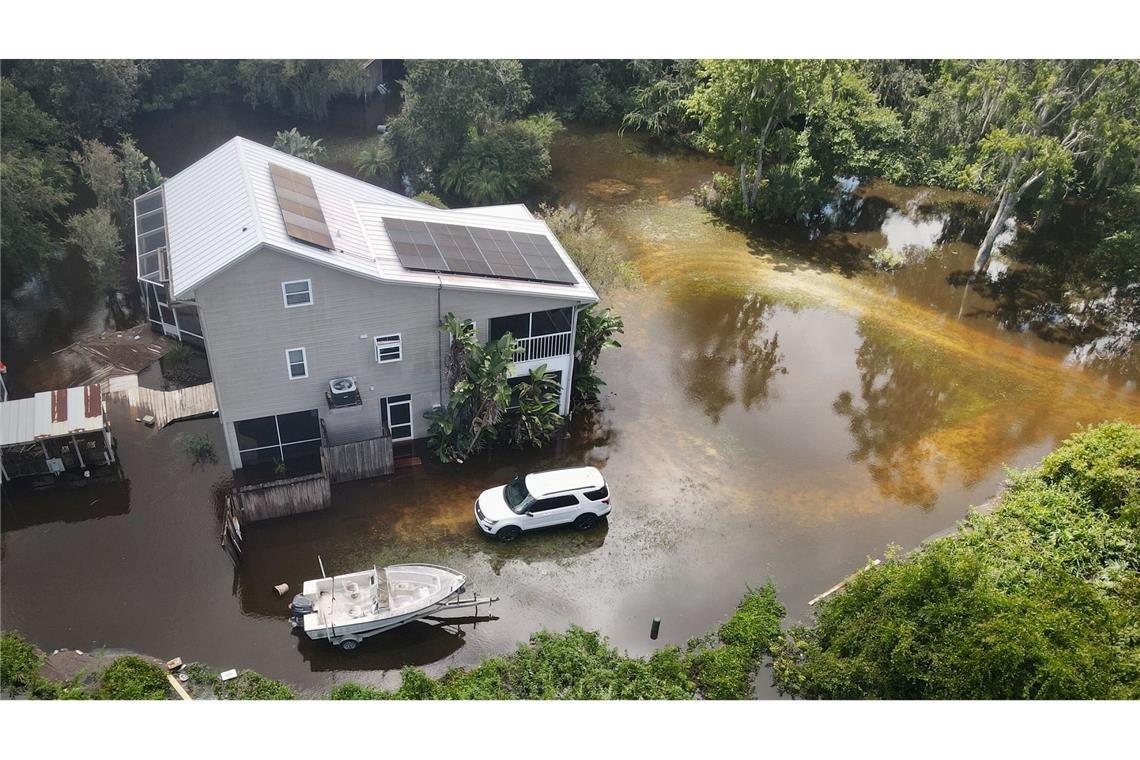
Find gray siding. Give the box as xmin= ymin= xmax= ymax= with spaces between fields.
xmin=193 ymin=247 xmax=584 ymax=469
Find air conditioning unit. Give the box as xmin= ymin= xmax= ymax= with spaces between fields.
xmin=328 ymin=376 xmax=358 ymax=405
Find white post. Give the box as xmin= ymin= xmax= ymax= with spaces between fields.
xmin=71 ymin=434 xmax=86 ymax=469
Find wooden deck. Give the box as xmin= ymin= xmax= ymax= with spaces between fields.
xmin=103 ymin=375 xmax=218 ymax=428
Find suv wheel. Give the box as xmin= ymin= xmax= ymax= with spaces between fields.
xmin=573 ymin=513 xmax=599 ymax=531
xmin=496 ymin=525 xmax=522 ymax=543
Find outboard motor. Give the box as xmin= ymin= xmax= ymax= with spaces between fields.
xmin=290 ymin=594 xmax=315 ymax=628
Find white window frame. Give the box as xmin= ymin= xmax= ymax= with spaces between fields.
xmin=281 ymin=279 xmax=313 ymax=308
xmin=285 ymin=347 xmax=309 ymax=379
xmin=374 ymin=333 xmax=402 ymax=364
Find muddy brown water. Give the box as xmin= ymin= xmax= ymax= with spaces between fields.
xmin=3 ymin=124 xmax=1138 ymax=696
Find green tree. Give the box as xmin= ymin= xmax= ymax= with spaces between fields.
xmin=235 ymin=60 xmax=369 ymax=120
xmin=909 ymin=61 xmax=1140 ymax=273
xmin=685 ymin=60 xmax=836 ymax=213
xmin=272 ymin=128 xmax=326 ymax=162
xmin=439 ymin=114 xmax=562 ymax=204
xmin=138 ymin=59 xmax=239 ymax=111
xmin=522 ymin=60 xmax=636 ymax=123
xmin=65 ymin=208 xmax=123 ymax=294
xmin=71 ymin=137 xmax=162 ymax=230
xmin=622 ymin=59 xmax=700 ymax=139
xmin=386 ymin=59 xmax=531 ymax=186
xmin=7 ymin=60 xmax=147 ymax=137
xmin=0 ymin=78 xmax=73 ymax=291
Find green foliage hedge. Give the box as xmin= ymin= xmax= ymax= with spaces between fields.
xmin=331 ymin=583 xmax=785 ymax=700
xmin=773 ymin=422 xmax=1140 ymax=699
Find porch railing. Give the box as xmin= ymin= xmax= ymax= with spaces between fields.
xmin=514 ymin=331 xmax=573 ymax=363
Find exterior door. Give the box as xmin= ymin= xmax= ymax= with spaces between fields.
xmin=526 ymin=494 xmax=580 ymax=528
xmin=380 ymin=394 xmax=413 ymax=441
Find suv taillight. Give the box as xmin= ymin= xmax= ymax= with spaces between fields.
xmin=602 ymin=497 xmax=610 ymax=504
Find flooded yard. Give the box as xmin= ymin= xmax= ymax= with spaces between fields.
xmin=3 ymin=124 xmax=1138 ymax=696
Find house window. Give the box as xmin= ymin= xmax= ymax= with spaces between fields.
xmin=380 ymin=394 xmax=413 ymax=441
xmin=282 ymin=279 xmax=313 ymax=307
xmin=234 ymin=409 xmax=322 ymax=470
xmin=286 ymin=347 xmax=308 ymax=379
xmin=374 ymin=334 xmax=402 ymax=364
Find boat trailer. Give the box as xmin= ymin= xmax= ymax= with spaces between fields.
xmin=296 ymin=589 xmax=500 ymax=651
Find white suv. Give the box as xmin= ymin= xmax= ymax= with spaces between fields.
xmin=475 ymin=467 xmax=610 ymax=542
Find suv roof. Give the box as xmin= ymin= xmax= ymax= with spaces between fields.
xmin=524 ymin=467 xmax=605 ymax=498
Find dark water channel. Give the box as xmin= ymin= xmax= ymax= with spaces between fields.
xmin=3 ymin=123 xmax=1138 ymax=696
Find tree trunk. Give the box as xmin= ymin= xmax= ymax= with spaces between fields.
xmin=740 ymin=161 xmax=751 ymax=211
xmin=973 ymin=189 xmax=1017 ymax=274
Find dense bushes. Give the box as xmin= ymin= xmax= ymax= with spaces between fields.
xmin=772 ymin=422 xmax=1140 ymax=699
xmin=99 ymin=656 xmax=170 ymax=700
xmin=1 ymin=632 xmax=45 ymax=695
xmin=332 ymin=584 xmax=785 ymax=700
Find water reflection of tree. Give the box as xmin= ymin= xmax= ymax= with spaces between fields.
xmin=675 ymin=293 xmax=788 ymax=423
xmin=832 ymin=322 xmax=959 ymax=508
xmin=832 ymin=321 xmax=1064 ymax=509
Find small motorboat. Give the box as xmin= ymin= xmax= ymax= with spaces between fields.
xmin=290 ymin=562 xmax=496 ymax=650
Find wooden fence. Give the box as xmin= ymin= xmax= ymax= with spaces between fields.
xmin=229 ymin=471 xmax=331 ymax=523
xmin=323 ymin=436 xmax=394 ymax=484
xmin=103 ymin=375 xmax=218 ymax=428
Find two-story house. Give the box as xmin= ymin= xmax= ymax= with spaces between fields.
xmin=134 ymin=137 xmax=597 ymax=473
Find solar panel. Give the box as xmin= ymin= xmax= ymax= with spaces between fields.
xmin=383 ymin=218 xmax=577 ymax=285
xmin=268 ymin=164 xmax=335 ymax=250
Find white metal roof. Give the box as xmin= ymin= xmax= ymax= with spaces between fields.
xmin=156 ymin=137 xmax=597 ymax=304
xmin=525 ymin=466 xmax=605 ymax=498
xmin=0 ymin=385 xmax=106 ymax=447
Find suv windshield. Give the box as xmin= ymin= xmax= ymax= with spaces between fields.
xmin=504 ymin=476 xmax=533 ymax=514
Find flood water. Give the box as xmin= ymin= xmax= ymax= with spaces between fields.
xmin=3 ymin=122 xmax=1138 ymax=696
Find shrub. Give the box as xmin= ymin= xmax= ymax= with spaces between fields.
xmin=771 ymin=422 xmax=1140 ymax=699
xmin=99 ymin=656 xmax=169 ymax=700
xmin=539 ymin=204 xmax=641 ymax=293
xmin=1039 ymin=421 xmax=1140 ymax=522
xmin=354 ymin=138 xmax=394 ymax=180
xmin=329 ymin=682 xmax=392 ymax=700
xmin=1 ymin=632 xmax=45 ymax=695
xmin=182 ymin=432 xmax=216 ymax=465
xmin=413 ymin=191 xmax=448 ymax=209
xmin=506 ymin=364 xmax=564 ymax=449
xmin=571 ymin=305 xmax=624 ymax=407
xmin=214 ymin=670 xmax=295 ymax=700
xmin=424 ymin=313 xmax=514 ymax=463
xmin=272 ymin=128 xmax=325 ymax=162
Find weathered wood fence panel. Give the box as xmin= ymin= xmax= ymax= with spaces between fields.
xmin=230 ymin=472 xmax=331 ymax=522
xmin=136 ymin=382 xmax=218 ymax=428
xmin=324 ymin=436 xmax=394 ymax=484
xmin=102 ymin=375 xmax=218 ymax=428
